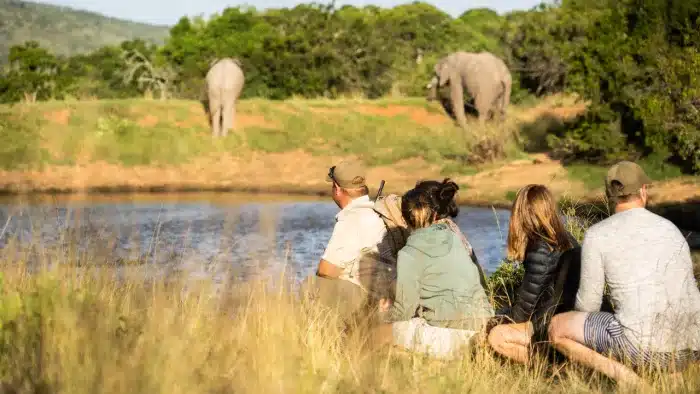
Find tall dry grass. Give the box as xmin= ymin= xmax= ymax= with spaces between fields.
xmin=0 ymin=192 xmax=698 ymax=393
xmin=0 ymin=250 xmax=698 ymax=394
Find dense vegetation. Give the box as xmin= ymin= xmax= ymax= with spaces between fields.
xmin=0 ymin=0 xmax=169 ymax=61
xmin=1 ymin=0 xmax=699 ymax=173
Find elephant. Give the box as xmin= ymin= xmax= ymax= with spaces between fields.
xmin=426 ymin=51 xmax=512 ymax=129
xmin=205 ymin=58 xmax=245 ymax=137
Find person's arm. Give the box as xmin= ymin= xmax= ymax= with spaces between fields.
xmin=387 ymin=250 xmax=423 ymax=322
xmin=575 ymin=232 xmax=605 ymax=312
xmin=317 ymin=220 xmax=352 ymax=279
xmin=470 ymin=248 xmax=489 ymax=291
xmin=510 ymin=246 xmax=558 ymax=323
xmin=316 ymin=259 xmax=343 ymax=278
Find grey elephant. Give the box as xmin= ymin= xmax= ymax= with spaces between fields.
xmin=426 ymin=51 xmax=512 ymax=129
xmin=205 ymin=58 xmax=245 ymax=137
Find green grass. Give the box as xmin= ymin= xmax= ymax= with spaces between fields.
xmin=564 ymin=164 xmax=608 ymax=190
xmin=565 ymin=154 xmax=686 ymax=190
xmin=0 ymin=98 xmax=522 ymax=171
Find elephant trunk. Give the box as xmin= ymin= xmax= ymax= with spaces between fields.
xmin=426 ymin=76 xmax=438 ymax=101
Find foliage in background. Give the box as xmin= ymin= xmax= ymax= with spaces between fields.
xmin=505 ymin=0 xmax=700 ymax=172
xmin=0 ymin=110 xmax=44 ymax=169
xmin=1 ymin=0 xmax=699 ymax=174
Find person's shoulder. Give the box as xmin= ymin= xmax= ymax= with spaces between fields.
xmin=642 ymin=209 xmax=687 ymax=239
xmin=583 ymin=215 xmax=616 ymax=240
xmin=525 ymin=239 xmax=556 ymax=263
xmin=641 ymin=208 xmax=678 ymax=227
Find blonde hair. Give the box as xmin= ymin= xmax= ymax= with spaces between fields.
xmin=506 ymin=184 xmax=573 ymax=261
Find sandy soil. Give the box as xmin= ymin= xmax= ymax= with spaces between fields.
xmin=1 ymin=149 xmax=697 ymax=209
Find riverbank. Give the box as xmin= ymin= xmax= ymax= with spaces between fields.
xmin=1 ymin=96 xmax=698 ymax=209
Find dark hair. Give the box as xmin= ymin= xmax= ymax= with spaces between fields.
xmin=413 ymin=178 xmax=460 ymax=219
xmin=401 ymin=178 xmax=460 ymax=229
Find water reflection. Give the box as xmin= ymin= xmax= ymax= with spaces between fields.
xmin=0 ymin=194 xmax=511 ymax=282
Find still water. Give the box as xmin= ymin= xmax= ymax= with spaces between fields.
xmin=0 ymin=193 xmax=511 ymax=282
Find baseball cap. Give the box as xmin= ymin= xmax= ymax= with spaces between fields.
xmin=605 ymin=161 xmax=652 ymax=197
xmin=326 ymin=160 xmax=367 ymax=189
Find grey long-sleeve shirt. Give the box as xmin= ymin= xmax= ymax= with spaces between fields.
xmin=576 ymin=207 xmax=700 ymax=351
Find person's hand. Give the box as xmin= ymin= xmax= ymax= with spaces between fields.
xmin=378 ymin=298 xmax=392 ymax=312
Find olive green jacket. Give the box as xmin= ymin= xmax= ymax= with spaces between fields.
xmin=387 ymin=222 xmax=494 ymax=330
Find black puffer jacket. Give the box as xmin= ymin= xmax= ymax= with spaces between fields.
xmin=509 ymin=239 xmax=565 ymax=323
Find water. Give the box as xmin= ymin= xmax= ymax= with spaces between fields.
xmin=0 ymin=193 xmax=511 ymax=282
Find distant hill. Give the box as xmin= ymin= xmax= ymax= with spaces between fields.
xmin=0 ymin=0 xmax=170 ymax=61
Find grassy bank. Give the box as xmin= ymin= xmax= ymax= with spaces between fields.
xmin=0 ymin=96 xmax=698 ymax=207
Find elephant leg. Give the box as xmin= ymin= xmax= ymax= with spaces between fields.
xmin=450 ymin=80 xmax=468 ymax=130
xmin=475 ymin=94 xmax=492 ymax=124
xmin=210 ymin=97 xmax=222 ymax=137
xmin=500 ymin=81 xmax=511 ymax=121
xmin=222 ymin=94 xmax=235 ymax=137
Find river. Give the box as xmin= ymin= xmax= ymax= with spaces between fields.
xmin=0 ymin=193 xmax=511 ymax=282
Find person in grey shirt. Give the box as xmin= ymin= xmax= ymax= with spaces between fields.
xmin=548 ymin=161 xmax=700 ymax=388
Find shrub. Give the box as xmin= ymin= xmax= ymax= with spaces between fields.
xmin=487 ymin=259 xmax=524 ymax=310
xmin=0 ymin=110 xmax=45 ymax=170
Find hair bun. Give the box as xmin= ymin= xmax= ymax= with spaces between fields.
xmin=437 ymin=178 xmax=459 ymax=202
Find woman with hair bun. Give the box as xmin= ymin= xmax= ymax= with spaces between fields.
xmin=376 ymin=180 xmax=494 ymax=358
xmin=413 ymin=178 xmax=488 ymax=289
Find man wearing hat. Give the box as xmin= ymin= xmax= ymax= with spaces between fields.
xmin=307 ymin=159 xmax=393 ymax=325
xmin=548 ymin=161 xmax=700 ymax=387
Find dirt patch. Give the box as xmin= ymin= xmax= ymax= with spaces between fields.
xmin=278 ymin=104 xmax=299 ymax=115
xmin=368 ymin=157 xmax=443 ymax=192
xmin=548 ymin=103 xmax=587 ymax=119
xmin=138 ymin=115 xmax=159 ymax=127
xmin=356 ymin=105 xmax=410 ymax=117
xmin=409 ymin=108 xmax=448 ymax=126
xmin=517 ymin=100 xmax=588 ymax=124
xmin=648 ymin=179 xmax=700 ymax=205
xmin=237 ymin=114 xmax=280 ymax=129
xmin=354 ymin=105 xmax=448 ymax=126
xmin=308 ymin=106 xmax=344 ymax=115
xmin=1 ymin=151 xmax=697 ymax=208
xmin=175 ymin=111 xmax=278 ymax=130
xmin=175 ymin=114 xmax=209 ymax=129
xmin=44 ymin=109 xmax=71 ymax=125
xmin=454 ymin=158 xmax=587 ymax=202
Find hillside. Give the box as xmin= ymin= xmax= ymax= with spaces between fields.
xmin=0 ymin=0 xmax=170 ymax=61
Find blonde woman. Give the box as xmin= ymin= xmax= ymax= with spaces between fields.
xmin=487 ymin=184 xmax=578 ymax=364
xmin=378 ymin=181 xmax=494 ymax=358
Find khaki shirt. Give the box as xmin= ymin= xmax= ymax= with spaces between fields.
xmin=321 ymin=195 xmax=391 ymax=290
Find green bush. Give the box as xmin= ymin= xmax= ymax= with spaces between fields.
xmin=0 ymin=111 xmax=45 ymax=170
xmin=487 ymin=259 xmax=524 ymax=310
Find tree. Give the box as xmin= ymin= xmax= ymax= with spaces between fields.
xmin=2 ymin=41 xmax=66 ymax=102
xmin=121 ymin=48 xmax=175 ymax=100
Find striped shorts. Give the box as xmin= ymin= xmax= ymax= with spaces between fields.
xmin=584 ymin=312 xmax=700 ymax=371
